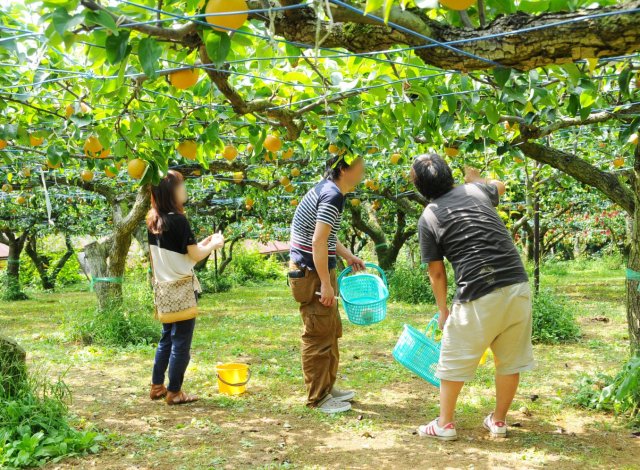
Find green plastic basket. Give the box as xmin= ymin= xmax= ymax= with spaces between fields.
xmin=337 ymin=263 xmax=389 ymax=326
xmin=392 ymin=314 xmax=441 ymax=387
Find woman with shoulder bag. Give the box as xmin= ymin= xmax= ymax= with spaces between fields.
xmin=147 ymin=170 xmax=224 ymax=405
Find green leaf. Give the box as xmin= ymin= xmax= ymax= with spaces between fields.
xmin=561 ymin=63 xmax=582 ymax=85
xmin=579 ymin=89 xmax=596 ymax=108
xmin=51 ymin=8 xmax=84 ymax=37
xmin=364 ymin=0 xmax=383 ymax=15
xmin=519 ymin=0 xmax=550 ymax=13
xmin=84 ymin=10 xmax=118 ymax=36
xmin=445 ymin=94 xmax=458 ymax=114
xmin=138 ymin=38 xmax=162 ymax=78
xmin=0 ymin=124 xmax=18 ymax=139
xmin=382 ymin=0 xmax=394 ymax=22
xmin=46 ymin=145 xmax=63 ymax=165
xmin=485 ymin=102 xmax=499 ymax=124
xmin=493 ymin=67 xmax=512 ymax=87
xmin=205 ymin=31 xmax=231 ymax=68
xmin=493 ymin=0 xmax=517 ymax=14
xmin=619 ymin=67 xmax=632 ymax=97
xmin=105 ymin=30 xmax=130 ymax=65
xmin=566 ymin=93 xmax=580 ymax=117
xmin=284 ymin=43 xmax=301 ymax=67
xmin=548 ymin=0 xmax=569 ymax=11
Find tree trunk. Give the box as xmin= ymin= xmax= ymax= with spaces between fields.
xmin=133 ymin=222 xmax=149 ymax=257
xmin=6 ymin=240 xmax=25 ymax=297
xmin=25 ymin=236 xmax=53 ymax=289
xmin=349 ymin=206 xmax=415 ymax=271
xmin=218 ymin=236 xmax=242 ymax=275
xmin=628 ymin=193 xmax=640 ymax=353
xmin=533 ymin=164 xmax=541 ymax=294
xmin=1 ymin=231 xmax=29 ymax=300
xmin=83 ymin=186 xmax=150 ymax=310
xmin=24 ymin=234 xmax=74 ymax=290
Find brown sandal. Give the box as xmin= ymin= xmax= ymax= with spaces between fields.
xmin=150 ymin=384 xmax=167 ymax=400
xmin=166 ymin=390 xmax=199 ymax=405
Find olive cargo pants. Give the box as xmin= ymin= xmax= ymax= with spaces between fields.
xmin=289 ymin=262 xmax=342 ymax=406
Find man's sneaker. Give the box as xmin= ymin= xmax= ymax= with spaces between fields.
xmin=417 ymin=418 xmax=458 ymax=441
xmin=330 ymin=387 xmax=355 ymax=402
xmin=316 ymin=395 xmax=351 ymax=414
xmin=483 ymin=413 xmax=507 ymax=438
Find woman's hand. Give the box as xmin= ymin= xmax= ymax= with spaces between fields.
xmin=210 ymin=232 xmax=225 ymax=251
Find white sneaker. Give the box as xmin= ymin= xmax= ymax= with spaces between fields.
xmin=330 ymin=387 xmax=355 ymax=402
xmin=417 ymin=418 xmax=458 ymax=441
xmin=483 ymin=413 xmax=507 ymax=438
xmin=316 ymin=396 xmax=351 ymax=414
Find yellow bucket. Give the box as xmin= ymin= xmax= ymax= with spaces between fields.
xmin=216 ymin=363 xmax=250 ymax=395
xmin=479 ymin=349 xmax=491 ymax=366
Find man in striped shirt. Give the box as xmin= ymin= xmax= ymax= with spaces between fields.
xmin=289 ymin=154 xmax=366 ymax=413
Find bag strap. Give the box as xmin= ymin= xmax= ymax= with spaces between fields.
xmin=148 ymin=241 xmax=159 ymax=320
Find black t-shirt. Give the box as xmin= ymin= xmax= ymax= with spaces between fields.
xmin=148 ymin=213 xmax=197 ymax=283
xmin=418 ymin=183 xmax=528 ymax=303
xmin=148 ymin=213 xmax=196 ymax=254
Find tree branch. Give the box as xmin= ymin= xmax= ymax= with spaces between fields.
xmin=284 ymin=1 xmax=640 ymax=72
xmin=80 ymin=0 xmax=199 ymax=44
xmin=518 ymin=141 xmax=635 ymax=214
xmin=530 ymin=103 xmax=640 ymax=139
xmin=198 ymin=46 xmax=303 ymax=140
xmin=118 ymin=184 xmax=151 ymax=234
xmin=349 ymin=205 xmax=386 ymax=246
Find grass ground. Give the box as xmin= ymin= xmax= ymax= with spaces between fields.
xmin=1 ymin=260 xmax=639 ymax=469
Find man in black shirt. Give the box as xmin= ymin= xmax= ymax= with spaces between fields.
xmin=411 ymin=154 xmax=534 ymax=441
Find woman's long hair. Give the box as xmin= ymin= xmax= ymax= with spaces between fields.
xmin=146 ymin=170 xmax=185 ymax=234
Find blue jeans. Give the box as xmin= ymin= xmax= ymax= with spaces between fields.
xmin=152 ymin=318 xmax=196 ymax=392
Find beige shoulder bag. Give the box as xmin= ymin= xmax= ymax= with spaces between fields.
xmin=149 ymin=240 xmax=198 ymax=324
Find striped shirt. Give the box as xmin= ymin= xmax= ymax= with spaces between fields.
xmin=290 ymin=179 xmax=344 ymax=270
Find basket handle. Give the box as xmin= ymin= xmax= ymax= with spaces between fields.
xmin=338 ymin=262 xmax=388 ymax=288
xmin=216 ymin=369 xmax=251 ymax=387
xmin=425 ymin=313 xmax=440 ymax=341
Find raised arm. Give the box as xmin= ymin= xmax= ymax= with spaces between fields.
xmin=464 ymin=166 xmax=506 ymax=196
xmin=187 ymin=233 xmax=224 ymax=263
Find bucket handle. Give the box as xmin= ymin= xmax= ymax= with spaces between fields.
xmin=425 ymin=313 xmax=440 ymax=341
xmin=216 ymin=369 xmax=252 ymax=387
xmin=338 ymin=262 xmax=388 ymax=288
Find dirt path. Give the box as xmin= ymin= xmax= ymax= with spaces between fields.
xmin=4 ymin=283 xmax=639 ymax=470
xmin=47 ymin=357 xmax=640 ymax=470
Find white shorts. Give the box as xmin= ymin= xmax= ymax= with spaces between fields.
xmin=436 ymin=282 xmax=536 ymax=382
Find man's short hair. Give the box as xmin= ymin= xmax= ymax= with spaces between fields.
xmin=411 ymin=153 xmax=455 ymax=201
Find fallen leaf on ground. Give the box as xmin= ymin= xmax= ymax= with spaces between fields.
xmin=519 ymin=406 xmax=531 ymax=416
